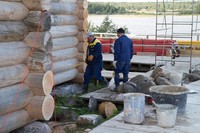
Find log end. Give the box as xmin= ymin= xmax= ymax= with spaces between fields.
xmin=43 ymin=71 xmax=54 ymax=95
xmin=42 ymin=95 xmax=54 ymax=120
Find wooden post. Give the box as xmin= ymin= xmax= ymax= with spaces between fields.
xmin=77 ymin=0 xmax=88 ymax=10
xmin=77 ymin=9 xmax=88 ymax=20
xmin=77 ymin=31 xmax=87 ymax=42
xmin=77 ymin=19 xmax=88 ymax=31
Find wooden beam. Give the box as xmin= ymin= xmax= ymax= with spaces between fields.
xmin=51 ymin=15 xmax=78 ymax=26
xmin=77 ymin=9 xmax=88 ymax=20
xmin=22 ymin=0 xmax=52 ymax=11
xmin=50 ymin=25 xmax=78 ymax=38
xmin=50 ymin=3 xmax=78 ymax=15
xmin=77 ymin=0 xmax=88 ymax=10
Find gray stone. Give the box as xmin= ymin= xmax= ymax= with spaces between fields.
xmin=155 ymin=77 xmax=173 ymax=85
xmin=191 ymin=69 xmax=200 ymax=76
xmin=150 ymin=67 xmax=163 ymax=79
xmin=117 ymin=81 xmax=137 ymax=93
xmin=11 ymin=121 xmax=52 ymax=133
xmin=182 ymin=73 xmax=200 ymax=83
xmin=88 ymin=96 xmax=97 ymax=112
xmin=130 ymin=75 xmax=155 ymax=94
xmin=76 ymin=114 xmax=102 ymax=126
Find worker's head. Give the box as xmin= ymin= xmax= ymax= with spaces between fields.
xmin=117 ymin=28 xmax=125 ymax=37
xmin=86 ymin=32 xmax=94 ymax=43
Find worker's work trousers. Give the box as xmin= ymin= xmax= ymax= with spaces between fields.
xmin=83 ymin=62 xmax=104 ymax=85
xmin=114 ymin=61 xmax=131 ymax=87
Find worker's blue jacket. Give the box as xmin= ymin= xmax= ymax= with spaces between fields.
xmin=114 ymin=35 xmax=133 ymax=62
xmin=86 ymin=38 xmax=102 ymax=65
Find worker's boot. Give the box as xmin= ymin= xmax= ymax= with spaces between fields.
xmin=82 ymin=84 xmax=89 ymax=93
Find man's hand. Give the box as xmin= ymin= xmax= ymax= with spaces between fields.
xmin=88 ymin=55 xmax=94 ymax=61
xmin=113 ymin=61 xmax=117 ymax=68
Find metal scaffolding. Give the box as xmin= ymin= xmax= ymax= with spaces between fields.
xmin=155 ymin=0 xmax=200 ymax=73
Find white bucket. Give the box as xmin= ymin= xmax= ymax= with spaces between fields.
xmin=123 ymin=93 xmax=145 ymax=124
xmin=156 ymin=104 xmax=178 ymax=128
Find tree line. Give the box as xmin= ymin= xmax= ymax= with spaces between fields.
xmin=88 ymin=2 xmax=200 ymax=15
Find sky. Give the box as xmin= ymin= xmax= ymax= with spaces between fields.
xmin=87 ymin=0 xmax=156 ymax=2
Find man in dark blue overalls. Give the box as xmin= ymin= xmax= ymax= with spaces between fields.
xmin=82 ymin=32 xmax=108 ymax=93
xmin=113 ymin=28 xmax=133 ymax=90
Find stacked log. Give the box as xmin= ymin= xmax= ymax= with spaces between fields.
xmin=0 ymin=1 xmax=54 ymax=132
xmin=50 ymin=0 xmax=80 ymax=85
xmin=73 ymin=0 xmax=88 ymax=83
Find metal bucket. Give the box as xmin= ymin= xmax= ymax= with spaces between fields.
xmin=123 ymin=93 xmax=145 ymax=124
xmin=156 ymin=104 xmax=178 ymax=128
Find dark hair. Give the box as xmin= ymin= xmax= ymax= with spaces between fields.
xmin=117 ymin=28 xmax=125 ymax=33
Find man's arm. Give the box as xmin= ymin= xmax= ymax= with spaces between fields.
xmin=92 ymin=42 xmax=102 ymax=58
xmin=114 ymin=39 xmax=121 ymax=61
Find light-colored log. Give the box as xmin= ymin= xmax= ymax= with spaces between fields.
xmin=24 ymin=32 xmax=52 ymax=52
xmin=54 ymin=69 xmax=78 ymax=85
xmin=77 ymin=41 xmax=87 ymax=52
xmin=52 ymin=0 xmax=76 ymax=3
xmin=0 ymin=1 xmax=28 ymax=21
xmin=77 ymin=31 xmax=87 ymax=42
xmin=50 ymin=25 xmax=78 ymax=38
xmin=52 ymin=47 xmax=78 ymax=62
xmin=0 ymin=64 xmax=29 ymax=88
xmin=1 ymin=0 xmax=21 ymax=1
xmin=77 ymin=9 xmax=88 ymax=20
xmin=71 ymin=73 xmax=84 ymax=83
xmin=50 ymin=3 xmax=78 ymax=15
xmin=26 ymin=95 xmax=54 ymax=120
xmin=0 ymin=21 xmax=28 ymax=42
xmin=52 ymin=36 xmax=78 ymax=51
xmin=53 ymin=58 xmax=78 ymax=74
xmin=77 ymin=0 xmax=88 ymax=10
xmin=0 ymin=84 xmax=33 ymax=116
xmin=77 ymin=62 xmax=86 ymax=73
xmin=0 ymin=41 xmax=30 ymax=67
xmin=51 ymin=15 xmax=78 ymax=26
xmin=77 ymin=19 xmax=88 ymax=31
xmin=26 ymin=50 xmax=52 ymax=72
xmin=22 ymin=0 xmax=52 ymax=11
xmin=24 ymin=11 xmax=51 ymax=32
xmin=25 ymin=71 xmax=54 ymax=96
xmin=77 ymin=52 xmax=86 ymax=62
xmin=0 ymin=110 xmax=32 ymax=133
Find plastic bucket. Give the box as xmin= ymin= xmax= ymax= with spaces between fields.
xmin=123 ymin=93 xmax=145 ymax=124
xmin=156 ymin=104 xmax=178 ymax=128
xmin=149 ymin=85 xmax=188 ymax=114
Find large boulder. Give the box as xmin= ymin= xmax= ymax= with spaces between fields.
xmin=117 ymin=81 xmax=137 ymax=93
xmin=76 ymin=114 xmax=102 ymax=126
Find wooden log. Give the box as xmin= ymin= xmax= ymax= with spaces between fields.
xmin=26 ymin=50 xmax=52 ymax=72
xmin=77 ymin=9 xmax=88 ymax=20
xmin=0 ymin=110 xmax=32 ymax=133
xmin=24 ymin=71 xmax=54 ymax=96
xmin=71 ymin=73 xmax=84 ymax=83
xmin=52 ymin=47 xmax=78 ymax=62
xmin=77 ymin=62 xmax=86 ymax=73
xmin=0 ymin=84 xmax=33 ymax=116
xmin=24 ymin=11 xmax=51 ymax=32
xmin=53 ymin=58 xmax=78 ymax=74
xmin=0 ymin=41 xmax=30 ymax=67
xmin=0 ymin=21 xmax=28 ymax=42
xmin=77 ymin=0 xmax=88 ymax=10
xmin=0 ymin=64 xmax=29 ymax=88
xmin=22 ymin=0 xmax=52 ymax=11
xmin=52 ymin=36 xmax=78 ymax=51
xmin=77 ymin=41 xmax=87 ymax=52
xmin=54 ymin=69 xmax=78 ymax=85
xmin=26 ymin=95 xmax=54 ymax=120
xmin=24 ymin=32 xmax=52 ymax=52
xmin=50 ymin=3 xmax=78 ymax=15
xmin=1 ymin=0 xmax=21 ymax=1
xmin=77 ymin=31 xmax=87 ymax=42
xmin=0 ymin=1 xmax=29 ymax=21
xmin=51 ymin=15 xmax=78 ymax=26
xmin=50 ymin=25 xmax=78 ymax=38
xmin=77 ymin=52 xmax=86 ymax=62
xmin=77 ymin=19 xmax=88 ymax=31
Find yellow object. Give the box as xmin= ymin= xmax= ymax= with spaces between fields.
xmin=88 ymin=38 xmax=101 ymax=46
xmin=88 ymin=55 xmax=94 ymax=61
xmin=177 ymin=41 xmax=200 ymax=47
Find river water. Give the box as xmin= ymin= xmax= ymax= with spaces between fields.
xmin=88 ymin=15 xmax=200 ymax=40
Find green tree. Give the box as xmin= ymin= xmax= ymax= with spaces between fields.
xmin=89 ymin=16 xmax=130 ymax=33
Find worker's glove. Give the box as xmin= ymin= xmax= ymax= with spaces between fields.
xmin=88 ymin=55 xmax=94 ymax=61
xmin=113 ymin=61 xmax=117 ymax=68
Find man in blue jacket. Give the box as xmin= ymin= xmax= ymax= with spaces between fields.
xmin=82 ymin=32 xmax=108 ymax=93
xmin=113 ymin=28 xmax=133 ymax=89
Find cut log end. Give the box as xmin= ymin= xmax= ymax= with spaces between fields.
xmin=42 ymin=95 xmax=54 ymax=120
xmin=43 ymin=71 xmax=54 ymax=95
